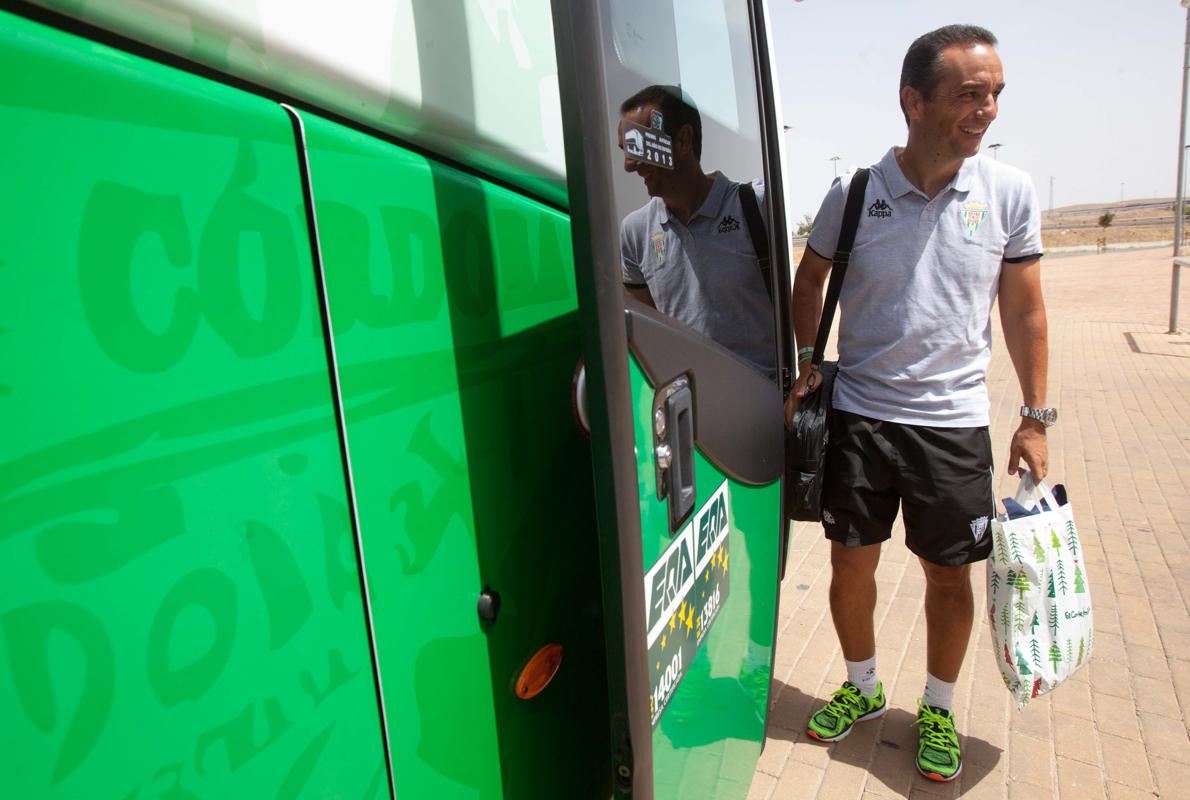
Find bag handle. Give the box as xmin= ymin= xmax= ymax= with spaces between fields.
xmin=810 ymin=168 xmax=870 ymax=366
xmin=1012 ymin=471 xmax=1062 ymax=513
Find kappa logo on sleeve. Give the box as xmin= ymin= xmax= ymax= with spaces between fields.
xmin=867 ymin=199 xmax=892 ymax=218
xmin=717 ymin=215 xmax=740 ymax=233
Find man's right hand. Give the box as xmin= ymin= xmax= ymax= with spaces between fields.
xmin=784 ymin=366 xmax=818 ymax=430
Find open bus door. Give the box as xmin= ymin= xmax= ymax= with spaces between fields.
xmin=552 ymin=1 xmax=794 ymax=796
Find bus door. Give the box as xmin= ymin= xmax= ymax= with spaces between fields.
xmin=551 ymin=1 xmax=793 ymax=797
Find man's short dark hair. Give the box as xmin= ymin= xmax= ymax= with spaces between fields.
xmin=620 ymin=84 xmax=702 ymax=161
xmin=899 ymin=24 xmax=998 ymax=123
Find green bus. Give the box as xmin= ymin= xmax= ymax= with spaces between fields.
xmin=0 ymin=1 xmax=796 ymax=796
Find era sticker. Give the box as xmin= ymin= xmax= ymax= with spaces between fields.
xmin=643 ymin=481 xmax=732 ymax=727
xmin=619 ymin=119 xmax=674 ymax=170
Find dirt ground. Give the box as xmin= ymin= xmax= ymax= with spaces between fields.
xmin=1042 ymin=199 xmax=1181 ymax=248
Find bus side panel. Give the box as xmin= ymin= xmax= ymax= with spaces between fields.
xmin=301 ymin=112 xmax=612 ymax=798
xmin=627 ymin=355 xmax=777 ymax=800
xmin=0 ymin=12 xmax=387 ymax=798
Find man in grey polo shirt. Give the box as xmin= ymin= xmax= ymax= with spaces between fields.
xmin=786 ymin=25 xmax=1051 ymax=782
xmin=619 ymin=85 xmax=775 ymax=375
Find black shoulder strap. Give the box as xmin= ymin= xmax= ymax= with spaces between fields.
xmin=737 ymin=182 xmax=772 ymax=302
xmin=811 ymin=168 xmax=870 ymax=365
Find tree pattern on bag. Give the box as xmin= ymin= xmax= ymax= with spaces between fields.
xmin=1065 ymin=520 xmax=1079 ymax=557
xmin=990 ymin=499 xmax=1091 ymax=708
xmin=1009 ymin=532 xmax=1024 ymax=562
xmin=1048 ymin=642 xmax=1062 ymax=673
xmin=995 ymin=529 xmax=1010 ymax=564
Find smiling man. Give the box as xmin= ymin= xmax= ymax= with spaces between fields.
xmin=786 ymin=26 xmax=1050 ymax=782
xmin=618 ymin=85 xmax=776 ymax=376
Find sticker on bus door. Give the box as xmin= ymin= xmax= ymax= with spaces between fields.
xmin=643 ymin=481 xmax=731 ymax=726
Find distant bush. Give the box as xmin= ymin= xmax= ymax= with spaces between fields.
xmin=795 ymin=214 xmax=813 ymax=237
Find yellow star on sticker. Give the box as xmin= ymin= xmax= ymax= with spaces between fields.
xmin=723 ymin=549 xmax=730 ymax=573
xmin=684 ymin=604 xmax=694 ymax=634
xmin=668 ymin=613 xmax=676 ymax=634
xmin=705 ymin=568 xmax=710 ymax=583
xmin=656 ymin=661 xmax=661 ymax=671
xmin=661 ymin=633 xmax=667 ymax=650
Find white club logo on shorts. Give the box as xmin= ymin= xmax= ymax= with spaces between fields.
xmin=822 ymin=509 xmax=836 ymax=526
xmin=969 ymin=515 xmax=989 ymax=542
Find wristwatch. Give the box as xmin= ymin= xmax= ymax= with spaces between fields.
xmin=1020 ymin=406 xmax=1058 ymax=427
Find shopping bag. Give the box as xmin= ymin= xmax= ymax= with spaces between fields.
xmin=986 ymin=473 xmax=1093 ymax=709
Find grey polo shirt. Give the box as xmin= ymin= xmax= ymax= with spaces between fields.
xmin=621 ymin=172 xmax=775 ymax=373
xmin=806 ymin=148 xmax=1043 ymax=427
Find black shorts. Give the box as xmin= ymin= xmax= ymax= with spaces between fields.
xmin=821 ymin=410 xmax=996 ymax=566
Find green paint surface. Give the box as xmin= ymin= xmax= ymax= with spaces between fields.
xmin=0 ymin=11 xmax=386 ymax=797
xmin=301 ymin=111 xmax=610 ymax=798
xmin=627 ymin=355 xmax=778 ymax=799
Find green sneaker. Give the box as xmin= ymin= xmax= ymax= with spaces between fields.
xmin=805 ymin=681 xmax=886 ymax=742
xmin=913 ymin=700 xmax=962 ymax=782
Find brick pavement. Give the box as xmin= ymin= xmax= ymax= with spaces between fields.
xmin=751 ymin=247 xmax=1190 ymax=799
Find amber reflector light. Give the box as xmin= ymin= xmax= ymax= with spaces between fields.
xmin=515 ymin=643 xmax=563 ymax=699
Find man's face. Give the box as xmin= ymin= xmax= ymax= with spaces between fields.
xmin=908 ymin=43 xmax=1004 ymax=161
xmin=619 ymin=103 xmax=671 ymax=197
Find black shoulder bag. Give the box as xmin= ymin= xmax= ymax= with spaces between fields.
xmin=787 ymin=168 xmax=870 ymax=521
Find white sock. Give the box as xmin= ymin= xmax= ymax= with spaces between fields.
xmin=845 ymin=656 xmax=878 ymax=696
xmin=923 ymin=672 xmax=955 ymax=711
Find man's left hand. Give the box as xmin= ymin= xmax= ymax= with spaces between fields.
xmin=1007 ymin=419 xmax=1048 ymax=480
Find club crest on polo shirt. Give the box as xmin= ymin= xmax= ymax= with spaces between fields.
xmin=969 ymin=515 xmax=989 ymax=542
xmin=651 ymin=232 xmax=666 ymax=261
xmin=717 ymin=215 xmax=740 ymax=233
xmin=962 ymin=201 xmax=989 ymax=238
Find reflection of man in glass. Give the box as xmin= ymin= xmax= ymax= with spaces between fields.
xmin=618 ymin=85 xmax=775 ymax=375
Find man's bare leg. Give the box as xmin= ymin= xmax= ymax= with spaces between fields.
xmin=920 ymin=559 xmax=973 ymax=683
xmin=830 ymin=541 xmax=882 ymax=661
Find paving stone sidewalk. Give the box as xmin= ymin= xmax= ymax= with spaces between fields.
xmin=751 ymin=248 xmax=1190 ymax=799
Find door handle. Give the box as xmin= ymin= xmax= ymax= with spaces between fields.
xmin=654 ymin=376 xmax=695 ymax=533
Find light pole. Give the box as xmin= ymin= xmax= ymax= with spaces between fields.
xmin=829 ymin=155 xmax=840 ymax=177
xmin=987 ymin=142 xmax=1002 ymax=160
xmin=1171 ymin=0 xmax=1189 ymax=333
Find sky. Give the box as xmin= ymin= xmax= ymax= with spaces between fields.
xmin=767 ymin=0 xmax=1189 ymax=223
